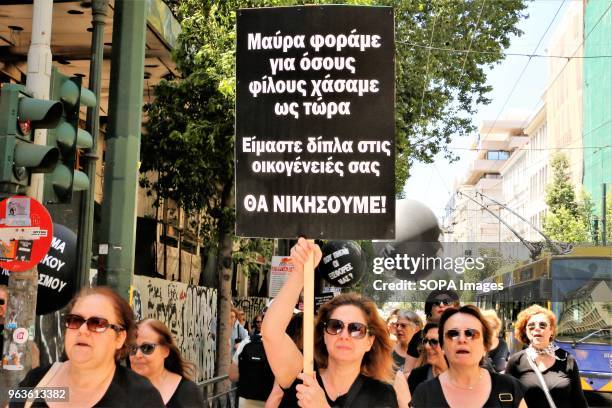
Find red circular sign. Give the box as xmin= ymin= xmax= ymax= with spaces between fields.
xmin=0 ymin=196 xmax=53 ymax=272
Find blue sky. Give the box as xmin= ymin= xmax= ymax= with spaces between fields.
xmin=403 ymin=0 xmax=574 ymax=219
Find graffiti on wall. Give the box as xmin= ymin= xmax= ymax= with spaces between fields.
xmin=133 ymin=276 xmax=217 ymax=382
xmin=233 ymin=297 xmax=268 ymax=327
xmin=36 ymin=310 xmax=64 ymax=367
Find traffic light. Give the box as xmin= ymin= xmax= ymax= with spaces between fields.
xmin=45 ymin=68 xmax=96 ymax=203
xmin=0 ymin=83 xmax=62 ymax=195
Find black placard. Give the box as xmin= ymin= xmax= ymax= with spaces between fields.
xmin=236 ymin=5 xmax=395 ymax=239
xmin=318 ymin=240 xmax=365 ymax=287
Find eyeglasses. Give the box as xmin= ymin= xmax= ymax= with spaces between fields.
xmin=0 ymin=299 xmax=5 ymax=305
xmin=128 ymin=343 xmax=159 ymax=356
xmin=324 ymin=319 xmax=370 ymax=339
xmin=64 ymin=314 xmax=125 ymax=333
xmin=422 ymin=338 xmax=440 ymax=347
xmin=431 ymin=299 xmax=454 ymax=307
xmin=255 ymin=320 xmax=263 ymax=324
xmin=392 ymin=322 xmax=415 ymax=330
xmin=445 ymin=328 xmax=481 ymax=341
xmin=527 ymin=322 xmax=549 ymax=330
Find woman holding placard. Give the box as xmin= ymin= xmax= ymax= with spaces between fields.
xmin=262 ymin=238 xmax=398 ymax=408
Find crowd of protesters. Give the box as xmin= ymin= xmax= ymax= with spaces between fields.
xmin=4 ymin=238 xmax=590 ymax=407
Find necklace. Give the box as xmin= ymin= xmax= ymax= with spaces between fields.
xmin=447 ymin=370 xmax=483 ymax=390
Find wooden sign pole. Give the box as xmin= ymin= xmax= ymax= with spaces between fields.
xmin=303 ymin=239 xmax=315 ymax=376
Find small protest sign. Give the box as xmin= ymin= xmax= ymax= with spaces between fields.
xmin=317 ymin=240 xmax=365 ymax=287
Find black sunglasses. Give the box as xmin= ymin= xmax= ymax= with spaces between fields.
xmin=129 ymin=343 xmax=159 ymax=356
xmin=0 ymin=299 xmax=5 ymax=305
xmin=445 ymin=328 xmax=481 ymax=341
xmin=64 ymin=314 xmax=125 ymax=333
xmin=431 ymin=298 xmax=454 ymax=307
xmin=324 ymin=319 xmax=370 ymax=339
xmin=527 ymin=322 xmax=549 ymax=330
xmin=422 ymin=338 xmax=440 ymax=347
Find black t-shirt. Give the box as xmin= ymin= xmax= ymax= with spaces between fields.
xmin=487 ymin=339 xmax=510 ymax=373
xmin=411 ymin=371 xmax=525 ymax=408
xmin=9 ymin=363 xmax=165 ymax=407
xmin=407 ymin=364 xmax=433 ymax=394
xmin=280 ymin=372 xmax=398 ymax=407
xmin=392 ymin=349 xmax=406 ymax=370
xmin=505 ymin=348 xmax=588 ymax=408
xmin=407 ymin=331 xmax=422 ymax=358
xmin=166 ymin=377 xmax=204 ymax=408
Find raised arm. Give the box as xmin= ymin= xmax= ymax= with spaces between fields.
xmin=261 ymin=238 xmax=322 ymax=388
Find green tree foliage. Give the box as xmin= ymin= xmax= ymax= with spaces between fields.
xmin=543 ymin=153 xmax=593 ymax=243
xmin=387 ymin=0 xmax=527 ymax=191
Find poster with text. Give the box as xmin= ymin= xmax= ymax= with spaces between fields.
xmin=236 ymin=5 xmax=395 ymax=239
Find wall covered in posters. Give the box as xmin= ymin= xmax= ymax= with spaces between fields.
xmin=133 ymin=276 xmax=217 ymax=382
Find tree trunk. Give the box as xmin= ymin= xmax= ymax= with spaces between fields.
xmin=214 ymin=181 xmax=234 ymax=403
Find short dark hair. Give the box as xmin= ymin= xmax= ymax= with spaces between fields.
xmin=422 ymin=321 xmax=439 ymax=336
xmin=438 ymin=305 xmax=492 ymax=351
xmin=424 ymin=290 xmax=460 ymax=317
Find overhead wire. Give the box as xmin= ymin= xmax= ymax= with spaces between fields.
xmin=396 ymin=41 xmax=612 ymax=60
xmin=482 ymin=0 xmax=567 ymax=141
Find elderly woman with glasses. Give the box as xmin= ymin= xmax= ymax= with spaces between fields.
xmin=412 ymin=306 xmax=526 ymax=408
xmin=129 ymin=319 xmax=203 ymax=407
xmin=12 ymin=287 xmax=164 ymax=407
xmin=262 ymin=238 xmax=398 ymax=408
xmin=506 ymin=305 xmax=587 ymax=408
xmin=391 ymin=310 xmax=422 ymax=372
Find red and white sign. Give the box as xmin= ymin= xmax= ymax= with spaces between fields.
xmin=269 ymin=256 xmax=294 ymax=298
xmin=0 ymin=196 xmax=53 ymax=272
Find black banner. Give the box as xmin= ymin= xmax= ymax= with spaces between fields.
xmin=236 ymin=5 xmax=395 ymax=239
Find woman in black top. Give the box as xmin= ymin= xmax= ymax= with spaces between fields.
xmin=505 ymin=304 xmax=588 ymax=408
xmin=407 ymin=322 xmax=448 ymax=394
xmin=411 ymin=306 xmax=526 ymax=408
xmin=481 ymin=310 xmax=509 ymax=373
xmin=10 ymin=286 xmax=164 ymax=407
xmin=129 ymin=319 xmax=204 ymax=407
xmin=262 ymin=239 xmax=398 ymax=408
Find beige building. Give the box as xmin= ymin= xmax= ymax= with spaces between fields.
xmin=544 ymin=1 xmax=583 ymax=187
xmin=444 ymin=119 xmax=528 ymax=243
xmin=499 ymin=105 xmax=549 ymax=242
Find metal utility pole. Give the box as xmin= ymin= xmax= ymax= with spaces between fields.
xmin=76 ymin=0 xmax=109 ymax=289
xmin=98 ymin=0 xmax=147 ymax=299
xmin=1 ymin=0 xmax=52 ymax=403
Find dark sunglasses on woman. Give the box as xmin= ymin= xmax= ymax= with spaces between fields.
xmin=128 ymin=343 xmax=159 ymax=356
xmin=324 ymin=318 xmax=370 ymax=339
xmin=0 ymin=299 xmax=5 ymax=305
xmin=445 ymin=328 xmax=481 ymax=341
xmin=431 ymin=298 xmax=453 ymax=307
xmin=64 ymin=314 xmax=125 ymax=333
xmin=527 ymin=321 xmax=549 ymax=330
xmin=422 ymin=338 xmax=440 ymax=347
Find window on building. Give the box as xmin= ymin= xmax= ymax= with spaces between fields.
xmin=486 ymin=151 xmax=510 ymax=160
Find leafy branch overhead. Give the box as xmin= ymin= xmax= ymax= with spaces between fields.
xmin=140 ymin=0 xmax=527 ymax=219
